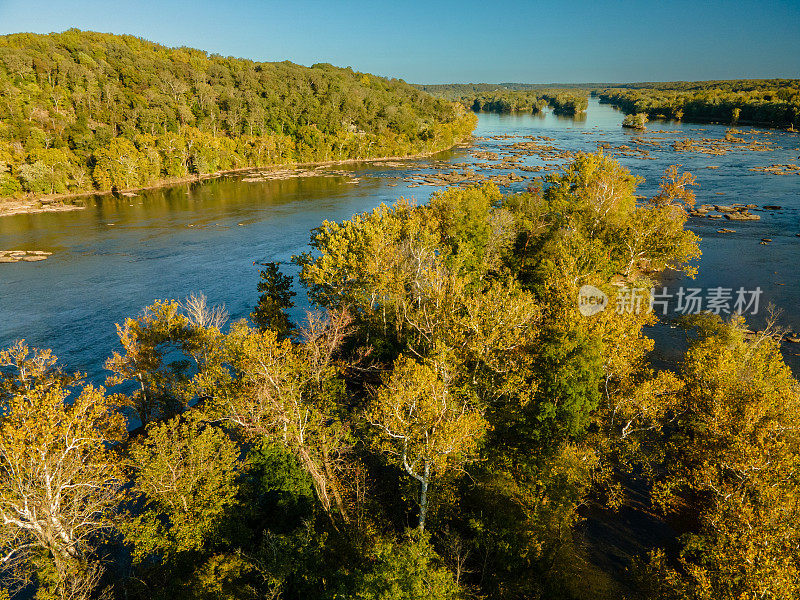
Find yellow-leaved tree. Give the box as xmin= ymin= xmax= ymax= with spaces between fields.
xmin=644 ymin=316 xmax=800 ymax=599
xmin=121 ymin=414 xmax=242 ymax=564
xmin=211 ymin=310 xmax=356 ymax=524
xmin=0 ymin=341 xmax=126 ymax=598
xmin=367 ymin=357 xmax=487 ymax=531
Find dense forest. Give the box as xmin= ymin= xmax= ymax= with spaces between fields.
xmin=0 ymin=30 xmax=476 ymax=201
xmin=3 ymin=151 xmax=799 ymax=600
xmin=417 ymin=84 xmax=589 ymax=116
xmin=597 ymin=79 xmax=800 ymax=127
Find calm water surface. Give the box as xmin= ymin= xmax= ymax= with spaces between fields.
xmin=2 ymin=98 xmax=799 ymax=380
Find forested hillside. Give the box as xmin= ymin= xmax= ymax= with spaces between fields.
xmin=597 ymin=79 xmax=800 ymax=127
xmin=0 ymin=29 xmax=475 ymax=200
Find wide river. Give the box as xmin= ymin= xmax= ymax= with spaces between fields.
xmin=2 ymin=98 xmax=799 ymax=381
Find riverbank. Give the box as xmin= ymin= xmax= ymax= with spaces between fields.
xmin=620 ymin=113 xmax=798 ymax=131
xmin=0 ymin=142 xmax=474 ymax=219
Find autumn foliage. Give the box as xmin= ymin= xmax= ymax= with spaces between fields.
xmin=2 ymin=154 xmax=797 ymax=600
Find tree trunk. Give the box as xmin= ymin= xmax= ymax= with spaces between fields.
xmin=297 ymin=446 xmax=331 ymax=513
xmin=418 ymin=460 xmax=431 ymax=531
xmin=322 ymin=444 xmax=349 ymax=524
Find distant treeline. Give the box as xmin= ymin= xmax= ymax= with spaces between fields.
xmin=597 ymin=79 xmax=800 ymax=127
xmin=416 ymin=84 xmax=589 ymax=116
xmin=463 ymin=90 xmax=547 ymax=113
xmin=418 ymin=79 xmax=800 ymax=127
xmin=543 ymin=91 xmax=589 ymax=115
xmin=0 ymin=30 xmax=476 ymax=199
xmin=416 ymin=82 xmax=602 ymax=95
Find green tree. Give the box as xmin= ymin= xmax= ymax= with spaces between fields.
xmin=622 ymin=113 xmax=648 ymax=130
xmin=355 ymin=532 xmax=463 ymax=600
xmin=122 ymin=415 xmax=242 ymax=563
xmin=251 ymin=261 xmax=296 ymax=338
xmin=93 ymin=137 xmax=148 ymax=189
xmin=0 ymin=172 xmax=22 ymax=198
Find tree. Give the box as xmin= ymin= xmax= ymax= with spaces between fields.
xmin=214 ymin=311 xmax=355 ymax=523
xmin=622 ymin=113 xmax=648 ymax=130
xmin=0 ymin=172 xmax=21 ymax=198
xmin=122 ymin=415 xmax=242 ymax=563
xmin=0 ymin=341 xmax=126 ymax=596
xmin=622 ymin=165 xmax=701 ymax=277
xmin=251 ymin=261 xmax=296 ymax=338
xmin=355 ymin=532 xmax=463 ymax=600
xmin=648 ymin=316 xmax=800 ymax=599
xmin=93 ymin=137 xmax=148 ymax=190
xmin=105 ymin=296 xmax=227 ymax=425
xmin=367 ymin=357 xmax=486 ymax=531
xmin=16 ymin=148 xmax=76 ymax=195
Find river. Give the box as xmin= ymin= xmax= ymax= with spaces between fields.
xmin=1 ymin=97 xmax=799 ymax=381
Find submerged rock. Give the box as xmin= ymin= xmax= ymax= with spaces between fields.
xmin=0 ymin=250 xmax=52 ymax=263
xmin=725 ymin=211 xmax=760 ymax=221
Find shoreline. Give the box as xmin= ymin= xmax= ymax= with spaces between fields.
xmin=0 ymin=142 xmax=472 ymax=219
xmin=596 ymin=100 xmax=798 ymax=131
xmin=474 ymin=104 xmax=797 ymax=132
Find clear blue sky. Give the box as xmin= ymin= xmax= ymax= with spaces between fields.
xmin=0 ymin=0 xmax=798 ymax=83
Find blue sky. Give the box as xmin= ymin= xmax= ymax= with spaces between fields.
xmin=0 ymin=0 xmax=798 ymax=83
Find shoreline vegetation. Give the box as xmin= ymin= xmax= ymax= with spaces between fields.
xmin=597 ymin=79 xmax=800 ymax=129
xmin=417 ymin=83 xmax=589 ymax=115
xmin=0 ymin=30 xmax=476 ymax=216
xmin=0 ymin=143 xmax=473 ymax=218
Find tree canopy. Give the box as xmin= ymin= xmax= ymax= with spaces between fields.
xmin=3 ymin=152 xmax=798 ymax=600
